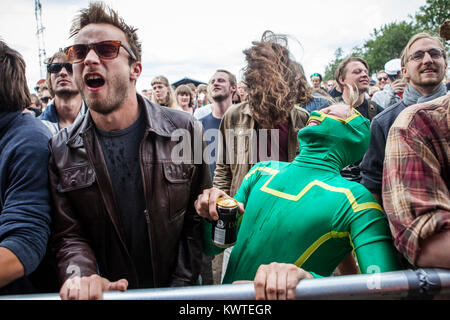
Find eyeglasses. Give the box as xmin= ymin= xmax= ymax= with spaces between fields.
xmin=47 ymin=62 xmax=73 ymax=74
xmin=41 ymin=97 xmax=51 ymax=103
xmin=63 ymin=40 xmax=137 ymax=64
xmin=408 ymin=48 xmax=444 ymax=62
xmin=377 ymin=77 xmax=388 ymax=81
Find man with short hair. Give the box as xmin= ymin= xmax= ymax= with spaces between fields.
xmin=360 ymin=32 xmax=448 ymax=203
xmin=39 ymin=87 xmax=52 ymax=110
xmin=49 ymin=2 xmax=211 ymax=300
xmin=375 ymin=70 xmax=390 ymax=90
xmin=0 ymin=40 xmax=52 ymax=294
xmin=335 ymin=56 xmax=383 ymax=122
xmin=39 ymin=50 xmax=86 ymax=135
xmin=334 ymin=56 xmax=383 ymax=183
xmin=197 ymin=69 xmax=237 ymax=285
xmin=200 ymin=69 xmax=236 ymax=180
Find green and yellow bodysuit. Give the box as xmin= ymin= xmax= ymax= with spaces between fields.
xmin=204 ymin=110 xmax=401 ymax=283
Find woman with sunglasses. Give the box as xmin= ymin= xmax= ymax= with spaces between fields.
xmin=39 ymin=50 xmax=86 ymax=135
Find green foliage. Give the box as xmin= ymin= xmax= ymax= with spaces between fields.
xmin=413 ymin=0 xmax=450 ymax=35
xmin=322 ymin=0 xmax=449 ymax=78
xmin=323 ymin=48 xmax=344 ymax=81
xmin=362 ymin=21 xmax=419 ymax=73
xmin=323 ymin=47 xmax=364 ymax=81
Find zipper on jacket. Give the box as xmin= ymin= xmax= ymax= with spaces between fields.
xmin=139 ymin=130 xmax=158 ymax=287
xmin=144 ymin=209 xmax=150 ymax=224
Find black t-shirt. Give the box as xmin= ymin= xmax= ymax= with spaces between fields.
xmin=96 ymin=111 xmax=153 ymax=288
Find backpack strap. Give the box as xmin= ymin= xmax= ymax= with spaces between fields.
xmin=367 ymin=100 xmax=378 ymax=121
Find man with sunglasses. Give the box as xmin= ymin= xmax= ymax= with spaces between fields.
xmin=39 ymin=51 xmax=86 ymax=135
xmin=48 ymin=2 xmax=211 ymax=300
xmin=371 ymin=59 xmax=407 ymax=110
xmin=360 ymin=32 xmax=448 ymax=207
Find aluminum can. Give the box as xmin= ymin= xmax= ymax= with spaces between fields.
xmin=212 ymin=197 xmax=238 ymax=248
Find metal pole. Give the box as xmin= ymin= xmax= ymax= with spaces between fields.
xmin=1 ymin=268 xmax=449 ymax=300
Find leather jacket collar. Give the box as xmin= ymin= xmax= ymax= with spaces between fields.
xmin=66 ymin=94 xmax=178 ymax=148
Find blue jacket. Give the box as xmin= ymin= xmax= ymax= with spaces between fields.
xmin=39 ymin=100 xmax=87 ymax=135
xmin=301 ymin=94 xmax=331 ymax=114
xmin=359 ymin=101 xmax=407 ymax=192
xmin=0 ymin=111 xmax=52 ymax=293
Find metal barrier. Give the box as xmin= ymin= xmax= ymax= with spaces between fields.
xmin=1 ymin=268 xmax=450 ymax=300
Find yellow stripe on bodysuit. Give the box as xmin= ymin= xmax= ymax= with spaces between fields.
xmin=294 ymin=231 xmax=349 ymax=267
xmin=245 ymin=167 xmax=382 ymax=213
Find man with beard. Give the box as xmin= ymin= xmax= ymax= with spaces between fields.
xmin=198 ymin=69 xmax=236 ymax=285
xmin=39 ymin=51 xmax=86 ymax=135
xmin=360 ymin=32 xmax=447 ymax=204
xmin=48 ymin=2 xmax=211 ymax=300
xmin=199 ymin=69 xmax=237 ymax=180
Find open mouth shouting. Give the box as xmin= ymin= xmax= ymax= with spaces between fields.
xmin=84 ymin=73 xmax=106 ymax=91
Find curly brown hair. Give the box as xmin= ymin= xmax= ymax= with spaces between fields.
xmin=243 ymin=31 xmax=312 ymax=128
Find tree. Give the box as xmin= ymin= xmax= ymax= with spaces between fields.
xmin=412 ymin=0 xmax=450 ymax=54
xmin=361 ymin=21 xmax=419 ymax=73
xmin=413 ymin=0 xmax=450 ymax=35
xmin=323 ymin=47 xmax=344 ymax=81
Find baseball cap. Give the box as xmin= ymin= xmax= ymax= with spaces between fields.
xmin=384 ymin=58 xmax=401 ymax=76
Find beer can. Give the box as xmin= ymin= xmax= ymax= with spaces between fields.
xmin=212 ymin=197 xmax=238 ymax=248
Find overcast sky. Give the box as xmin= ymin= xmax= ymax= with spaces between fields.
xmin=0 ymin=0 xmax=427 ymax=93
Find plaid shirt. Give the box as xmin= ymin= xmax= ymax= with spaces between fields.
xmin=382 ymin=95 xmax=450 ymax=265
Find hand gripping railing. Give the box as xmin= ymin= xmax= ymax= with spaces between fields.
xmin=1 ymin=268 xmax=450 ymax=300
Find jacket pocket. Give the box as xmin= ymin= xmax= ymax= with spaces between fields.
xmin=57 ymin=164 xmax=96 ymax=192
xmin=162 ymin=163 xmax=194 ymax=221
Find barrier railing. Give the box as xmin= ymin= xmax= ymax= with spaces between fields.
xmin=1 ymin=268 xmax=449 ymax=300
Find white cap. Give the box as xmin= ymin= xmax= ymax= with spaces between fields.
xmin=384 ymin=58 xmax=401 ymax=75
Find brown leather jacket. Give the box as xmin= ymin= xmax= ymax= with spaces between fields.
xmin=48 ymin=95 xmax=212 ymax=288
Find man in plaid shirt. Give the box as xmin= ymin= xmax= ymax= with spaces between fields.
xmin=382 ymin=94 xmax=449 ymax=268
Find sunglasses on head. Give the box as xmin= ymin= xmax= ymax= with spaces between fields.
xmin=64 ymin=40 xmax=137 ymax=64
xmin=47 ymin=62 xmax=73 ymax=74
xmin=378 ymin=76 xmax=388 ymax=81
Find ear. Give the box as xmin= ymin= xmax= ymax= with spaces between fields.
xmin=401 ymin=66 xmax=409 ymax=81
xmin=338 ymin=76 xmax=345 ymax=89
xmin=130 ymin=61 xmax=142 ymax=81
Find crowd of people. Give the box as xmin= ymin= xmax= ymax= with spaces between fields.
xmin=0 ymin=1 xmax=449 ymax=300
